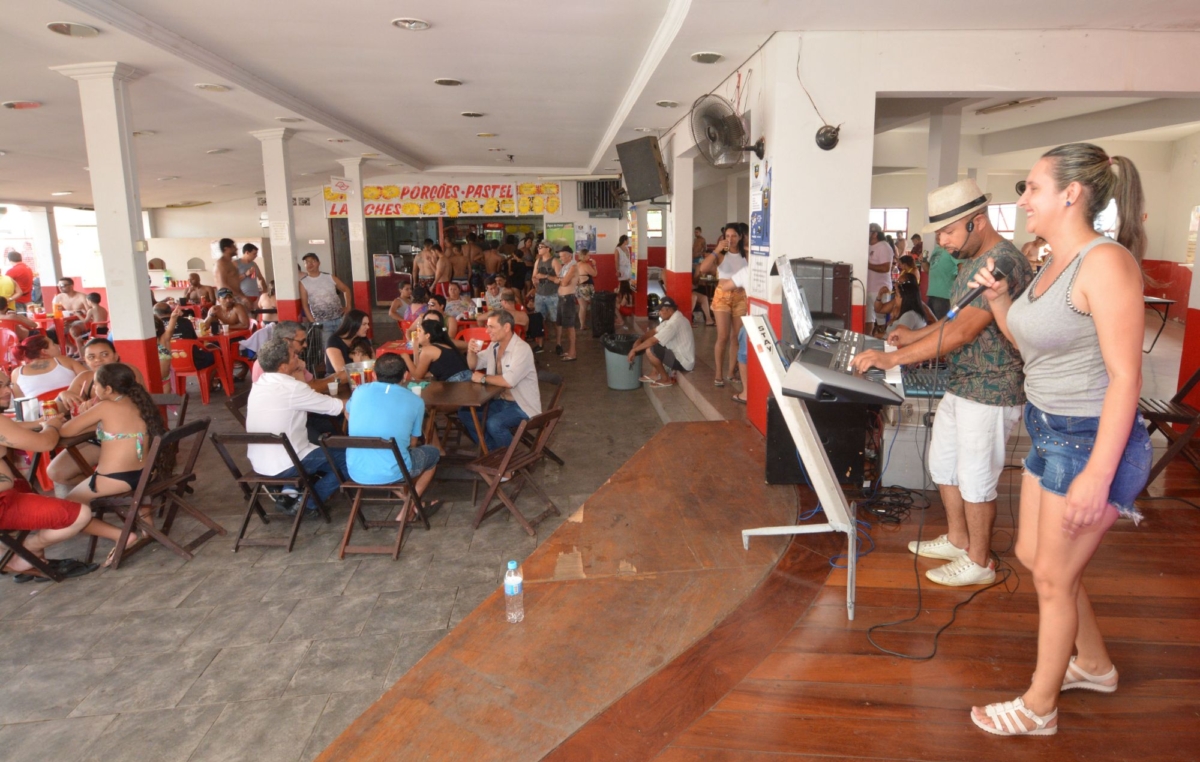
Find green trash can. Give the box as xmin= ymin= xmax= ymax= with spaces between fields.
xmin=601 ymin=333 xmax=642 ymax=390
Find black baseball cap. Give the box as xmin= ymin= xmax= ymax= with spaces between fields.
xmin=659 ymin=297 xmax=678 ymax=310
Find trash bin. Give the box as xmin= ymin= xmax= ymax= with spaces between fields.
xmin=592 ymin=291 xmax=616 ymax=338
xmin=601 ymin=333 xmax=642 ymax=390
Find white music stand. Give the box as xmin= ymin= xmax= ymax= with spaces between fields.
xmin=742 ymin=314 xmax=858 ymax=620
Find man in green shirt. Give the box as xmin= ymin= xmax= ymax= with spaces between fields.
xmin=925 ymin=244 xmax=959 ymax=319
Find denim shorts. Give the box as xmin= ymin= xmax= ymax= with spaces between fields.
xmin=1022 ymin=403 xmax=1152 ymax=522
xmin=737 ymin=327 xmax=748 ymax=364
xmin=407 ymin=444 xmax=440 ymax=478
xmin=534 ymin=294 xmax=559 ymax=323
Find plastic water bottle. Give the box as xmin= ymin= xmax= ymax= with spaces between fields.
xmin=504 ymin=560 xmax=524 ymax=623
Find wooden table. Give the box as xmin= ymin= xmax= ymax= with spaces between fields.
xmin=334 ymin=379 xmax=502 ymax=456
xmin=1144 ymin=296 xmax=1175 ymax=354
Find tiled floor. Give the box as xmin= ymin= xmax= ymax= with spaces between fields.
xmin=0 ymin=316 xmax=664 ymax=762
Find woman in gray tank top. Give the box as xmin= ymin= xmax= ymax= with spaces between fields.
xmin=966 ymin=144 xmax=1152 ymax=737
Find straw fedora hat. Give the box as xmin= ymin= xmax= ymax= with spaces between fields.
xmin=921 ymin=179 xmax=991 ymax=234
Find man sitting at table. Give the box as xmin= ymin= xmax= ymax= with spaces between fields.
xmin=247 ymin=338 xmax=346 ymax=514
xmin=52 ymin=277 xmax=89 ymax=316
xmin=346 ymin=353 xmax=441 ymax=519
xmin=461 ymin=310 xmax=542 ymax=451
xmin=181 ymin=273 xmax=216 ymax=309
xmin=153 ymin=302 xmax=216 ymax=370
xmin=204 ymin=288 xmax=250 ymax=332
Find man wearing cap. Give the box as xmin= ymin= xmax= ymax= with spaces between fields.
xmin=204 ymin=288 xmax=251 ymax=332
xmin=851 ymin=179 xmax=1033 ymax=588
xmin=865 ymin=223 xmax=894 ymax=335
xmin=627 ymin=296 xmax=694 ymax=387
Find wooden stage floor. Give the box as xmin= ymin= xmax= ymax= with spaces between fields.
xmin=321 ymin=421 xmax=1200 ymax=762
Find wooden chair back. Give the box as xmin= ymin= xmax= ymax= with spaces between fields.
xmin=225 ymin=388 xmax=251 ymax=428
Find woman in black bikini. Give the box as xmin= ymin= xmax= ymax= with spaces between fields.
xmin=59 ymin=363 xmax=167 ymax=566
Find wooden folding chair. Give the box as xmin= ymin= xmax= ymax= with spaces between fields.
xmin=524 ymin=370 xmax=565 ymax=467
xmin=318 ymin=435 xmax=433 ymax=560
xmin=466 ymin=408 xmax=564 ymax=536
xmin=87 ymin=418 xmax=227 ymax=570
xmin=1139 ymin=366 xmax=1200 ymax=489
xmin=209 ymin=432 xmax=333 ymax=553
xmin=151 ymin=393 xmax=189 ymax=430
xmin=225 ymin=388 xmax=251 ymax=428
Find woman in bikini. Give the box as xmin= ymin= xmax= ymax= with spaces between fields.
xmin=47 ymin=338 xmax=147 ymax=489
xmin=58 ymin=363 xmax=167 ymax=566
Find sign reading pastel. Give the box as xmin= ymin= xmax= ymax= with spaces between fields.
xmin=325 ymin=181 xmax=561 ymax=218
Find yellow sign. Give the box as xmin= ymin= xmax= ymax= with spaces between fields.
xmin=325 ymin=181 xmax=562 ymax=218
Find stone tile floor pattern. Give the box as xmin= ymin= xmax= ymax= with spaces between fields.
xmin=0 ymin=319 xmax=663 ymax=762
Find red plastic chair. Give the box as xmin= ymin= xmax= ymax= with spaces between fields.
xmin=0 ymin=327 xmax=19 ymax=372
xmin=33 ymin=387 xmax=70 ymax=491
xmin=169 ymin=339 xmax=222 ymax=404
xmin=455 ymin=327 xmax=492 ymax=345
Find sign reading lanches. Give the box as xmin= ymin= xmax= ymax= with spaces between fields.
xmin=325 ymin=182 xmax=561 ymax=218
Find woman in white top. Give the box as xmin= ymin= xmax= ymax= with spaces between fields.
xmin=11 ymin=335 xmax=87 ymax=399
xmin=615 ymin=235 xmax=633 ymax=287
xmin=698 ymin=222 xmax=749 ymax=387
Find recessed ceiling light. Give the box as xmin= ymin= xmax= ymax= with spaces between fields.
xmin=212 ymin=183 xmax=230 ymax=187
xmin=132 ymin=130 xmax=155 ymax=137
xmin=0 ymin=151 xmax=6 ymax=157
xmin=487 ymin=147 xmax=508 ymax=152
xmin=361 ymin=153 xmax=378 ymax=158
xmin=194 ymin=83 xmax=231 ymax=93
xmin=633 ymin=127 xmax=655 ymax=133
xmin=387 ymin=163 xmax=405 ymax=167
xmin=47 ymin=21 xmax=100 ymax=38
xmin=690 ymin=52 xmax=724 ymax=64
xmin=327 ymin=138 xmax=349 ymax=143
xmin=206 ymin=148 xmax=229 ymax=154
xmin=275 ymin=116 xmax=304 ymax=123
xmin=2 ymin=101 xmax=41 ymax=110
xmin=461 ymin=112 xmax=484 ymax=118
xmin=391 ymin=18 xmax=431 ymax=31
xmin=655 ymin=100 xmax=679 ymax=109
xmin=434 ymin=78 xmax=463 ymax=87
xmin=158 ymin=176 xmax=179 ymax=181
xmin=476 ymin=132 xmax=497 ymax=138
xmin=299 ymin=172 xmax=311 ymax=176
xmin=51 ymin=191 xmax=73 ymax=196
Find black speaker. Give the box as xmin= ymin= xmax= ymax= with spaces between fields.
xmin=766 ymin=395 xmax=866 ymax=486
xmin=616 ymin=137 xmax=670 ymax=202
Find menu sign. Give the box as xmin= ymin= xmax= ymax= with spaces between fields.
xmin=325 ymin=181 xmax=561 ymax=218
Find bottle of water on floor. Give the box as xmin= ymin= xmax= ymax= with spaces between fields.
xmin=505 ymin=560 xmax=524 ymax=623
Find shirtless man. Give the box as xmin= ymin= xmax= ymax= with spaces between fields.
xmin=52 ymin=277 xmax=90 ymax=316
xmin=484 ymin=240 xmax=505 ymax=275
xmin=463 ymin=233 xmax=484 ymax=269
xmin=212 ymin=238 xmax=247 ymax=302
xmin=415 ymin=241 xmax=438 ymax=289
xmin=450 ymin=244 xmax=471 ymax=283
xmin=204 ymin=288 xmax=251 ymax=331
xmin=181 ymin=273 xmax=215 ymax=306
xmin=433 ymin=245 xmax=454 ymax=295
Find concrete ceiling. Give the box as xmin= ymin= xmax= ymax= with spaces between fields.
xmin=4 ymin=0 xmax=1200 ymax=209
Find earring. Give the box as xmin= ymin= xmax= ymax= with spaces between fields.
xmin=1065 ymin=200 xmax=1072 ymax=207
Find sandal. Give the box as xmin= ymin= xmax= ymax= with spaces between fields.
xmin=638 ymin=375 xmax=657 ymax=383
xmin=713 ymin=379 xmax=725 ymax=388
xmin=405 ymin=499 xmax=443 ymax=523
xmin=561 ymin=355 xmax=576 ymax=362
xmin=1062 ymin=656 xmax=1118 ymax=693
xmin=732 ymin=395 xmax=746 ymax=404
xmin=971 ymin=697 xmax=1057 ymax=736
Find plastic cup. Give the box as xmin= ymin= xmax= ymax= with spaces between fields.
xmin=327 ymin=380 xmax=339 ymax=396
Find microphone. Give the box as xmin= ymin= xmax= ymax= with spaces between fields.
xmin=946 ymin=256 xmax=1016 ymax=320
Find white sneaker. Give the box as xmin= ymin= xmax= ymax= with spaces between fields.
xmin=907 ymin=533 xmax=968 ymax=561
xmin=925 ymin=555 xmax=996 ymax=587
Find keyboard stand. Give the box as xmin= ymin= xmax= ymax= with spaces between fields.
xmin=741 ymin=314 xmax=858 ymax=621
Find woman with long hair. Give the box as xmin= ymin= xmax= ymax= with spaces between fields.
xmin=877 ymin=277 xmax=930 ymax=337
xmin=326 ymin=309 xmax=371 ymax=382
xmin=969 ymin=143 xmax=1152 ymax=736
xmin=59 ymin=363 xmax=168 ymax=566
xmin=10 ymin=335 xmax=87 ymax=399
xmin=616 ymin=280 xmax=635 ymax=334
xmin=403 ymin=318 xmax=471 ymax=383
xmin=698 ymin=223 xmax=748 ymax=387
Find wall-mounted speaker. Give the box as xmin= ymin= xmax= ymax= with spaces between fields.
xmin=616 ymin=137 xmax=670 ymax=202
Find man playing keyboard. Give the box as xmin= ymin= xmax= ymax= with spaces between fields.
xmin=851 ymin=179 xmax=1033 ymax=588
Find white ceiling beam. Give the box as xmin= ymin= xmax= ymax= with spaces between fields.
xmin=587 ymin=0 xmax=693 ymax=173
xmin=58 ymin=0 xmax=428 ymax=171
xmin=424 ymin=166 xmax=593 ymax=176
xmin=980 ymin=98 xmax=1200 ymax=155
xmin=874 ymin=97 xmax=984 ymax=134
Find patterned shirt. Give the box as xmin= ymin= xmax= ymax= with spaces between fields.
xmin=945 ymin=239 xmax=1033 ymax=407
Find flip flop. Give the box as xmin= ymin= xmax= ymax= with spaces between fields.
xmin=650 ymin=380 xmax=675 ymax=388
xmin=639 ymin=375 xmax=657 ymax=383
xmin=713 ymin=379 xmax=725 ymax=387
xmin=732 ymin=395 xmax=747 ymax=404
xmin=561 ymin=355 xmax=576 ymax=362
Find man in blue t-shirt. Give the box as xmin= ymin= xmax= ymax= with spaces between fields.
xmin=346 ymin=354 xmax=440 ymax=513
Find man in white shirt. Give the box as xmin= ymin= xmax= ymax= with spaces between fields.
xmin=461 ymin=310 xmax=542 ymax=451
xmin=246 ymin=338 xmax=346 ymax=513
xmin=627 ymin=297 xmax=695 ymax=387
xmin=866 ymin=222 xmax=894 ymax=335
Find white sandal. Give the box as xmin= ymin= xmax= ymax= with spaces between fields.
xmin=1062 ymin=656 xmax=1118 ymax=693
xmin=971 ymin=697 xmax=1058 ymax=736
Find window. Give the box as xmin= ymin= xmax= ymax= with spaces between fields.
xmin=646 ymin=209 xmax=664 ymax=238
xmin=1094 ymin=198 xmax=1119 ymax=238
xmin=988 ymin=203 xmax=1018 ymax=241
xmin=869 ymin=207 xmax=908 ymax=240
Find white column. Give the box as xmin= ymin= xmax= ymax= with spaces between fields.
xmin=51 ymin=62 xmax=160 ymax=387
xmin=337 ymin=157 xmax=370 ymax=312
xmin=252 ymin=128 xmax=301 ymax=322
xmin=27 ymin=206 xmax=62 ymax=291
xmin=666 ymin=153 xmax=695 ymax=311
xmin=967 ymin=167 xmax=989 ymax=194
xmin=927 ymin=106 xmax=963 ymax=195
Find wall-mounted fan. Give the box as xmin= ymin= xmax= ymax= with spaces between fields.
xmin=690 ymin=94 xmax=765 ymax=168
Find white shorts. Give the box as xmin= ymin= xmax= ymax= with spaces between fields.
xmin=927 ymin=392 xmax=1021 ymax=503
